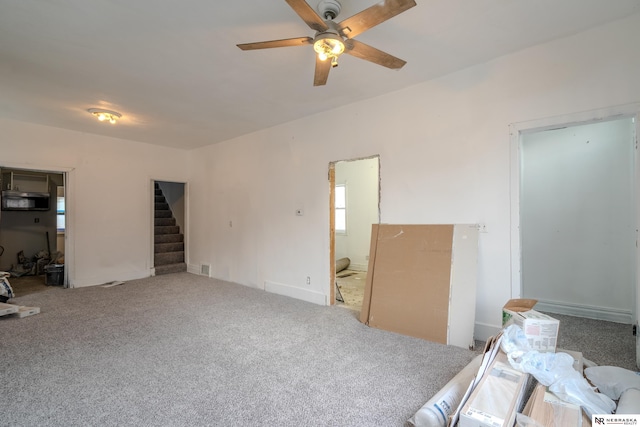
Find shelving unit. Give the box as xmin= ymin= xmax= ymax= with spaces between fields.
xmin=4 ymin=172 xmax=49 ymax=192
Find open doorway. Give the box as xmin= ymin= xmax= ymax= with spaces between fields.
xmin=520 ymin=118 xmax=636 ymax=321
xmin=511 ymin=109 xmax=639 ymax=368
xmin=328 ymin=156 xmax=380 ymax=310
xmin=0 ymin=167 xmax=68 ymax=296
xmin=152 ymin=180 xmax=187 ymax=275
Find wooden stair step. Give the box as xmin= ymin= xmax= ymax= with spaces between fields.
xmin=155 ymin=234 xmax=183 ymax=244
xmin=154 ymin=217 xmax=176 ymax=227
xmin=154 ymin=225 xmax=180 ymax=235
xmin=154 ymin=251 xmax=185 ymax=265
xmin=155 ymin=263 xmax=187 ymax=275
xmin=155 ymin=242 xmax=184 ymax=253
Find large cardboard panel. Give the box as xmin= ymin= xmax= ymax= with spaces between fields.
xmin=360 ymin=224 xmax=455 ymax=344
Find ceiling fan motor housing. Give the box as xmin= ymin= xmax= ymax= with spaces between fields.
xmin=317 ymin=0 xmax=341 ymax=20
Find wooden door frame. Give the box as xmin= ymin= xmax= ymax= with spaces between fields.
xmin=328 ymin=155 xmax=381 ymax=306
xmin=0 ymin=163 xmax=73 ymax=287
xmin=509 ymin=105 xmax=639 ymax=324
xmin=328 ymin=165 xmax=336 ymax=305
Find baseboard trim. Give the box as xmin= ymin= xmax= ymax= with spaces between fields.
xmin=187 ymin=264 xmax=201 ymax=275
xmin=264 ymin=280 xmax=327 ymax=306
xmin=474 ymin=322 xmax=501 ymax=343
xmin=534 ymin=299 xmax=633 ymax=324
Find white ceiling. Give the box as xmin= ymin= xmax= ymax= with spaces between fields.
xmin=1 ymin=0 xmax=639 ymax=150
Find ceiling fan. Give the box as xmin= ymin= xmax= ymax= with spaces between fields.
xmin=237 ymin=0 xmax=417 ymax=86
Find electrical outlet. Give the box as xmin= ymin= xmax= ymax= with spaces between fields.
xmin=306 ymin=276 xmax=310 ymax=285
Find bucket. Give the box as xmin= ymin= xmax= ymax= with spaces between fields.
xmin=44 ymin=264 xmax=64 ymax=286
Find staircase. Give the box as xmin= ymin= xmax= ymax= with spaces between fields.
xmin=154 ymin=183 xmax=186 ymax=275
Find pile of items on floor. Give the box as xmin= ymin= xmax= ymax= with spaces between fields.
xmin=0 ymin=272 xmax=40 ymax=319
xmin=408 ymin=299 xmax=640 ymax=427
xmin=7 ymin=249 xmax=64 ymax=279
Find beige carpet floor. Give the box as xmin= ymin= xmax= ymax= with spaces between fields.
xmin=4 ymin=274 xmax=51 ymax=298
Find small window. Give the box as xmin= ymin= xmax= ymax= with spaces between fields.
xmin=335 ymin=184 xmax=346 ymax=234
xmin=56 ymin=186 xmax=65 ymax=232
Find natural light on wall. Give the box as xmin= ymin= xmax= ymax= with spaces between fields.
xmin=335 ymin=184 xmax=346 ymax=233
xmin=56 ymin=186 xmax=65 ymax=232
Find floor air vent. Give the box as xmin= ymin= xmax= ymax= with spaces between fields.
xmin=200 ymin=264 xmax=210 ymax=276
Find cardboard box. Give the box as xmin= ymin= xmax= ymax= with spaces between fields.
xmin=450 ymin=333 xmax=505 ymax=427
xmin=0 ymin=302 xmax=19 ymax=316
xmin=502 ymin=299 xmax=559 ymax=352
xmin=359 ymin=224 xmax=478 ymax=348
xmin=459 ymin=351 xmax=530 ymax=427
xmin=522 ymin=383 xmax=589 ymax=427
xmin=16 ymin=306 xmax=40 ymax=318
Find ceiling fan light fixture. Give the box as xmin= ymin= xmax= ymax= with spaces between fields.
xmin=313 ymin=33 xmax=344 ymax=62
xmin=88 ymin=108 xmax=122 ymax=124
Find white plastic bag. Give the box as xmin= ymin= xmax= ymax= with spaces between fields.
xmin=617 ymin=388 xmax=640 ymax=414
xmin=584 ymin=366 xmax=640 ymax=400
xmin=548 ymin=374 xmax=615 ymax=418
xmin=510 ymin=350 xmax=575 ymax=386
xmin=500 ymin=323 xmax=532 ymax=358
xmin=501 ymin=324 xmax=615 ymax=418
xmin=0 ymin=272 xmax=14 ymax=301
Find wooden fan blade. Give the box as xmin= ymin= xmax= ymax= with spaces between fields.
xmin=344 ymin=39 xmax=406 ymax=69
xmin=285 ymin=0 xmax=329 ymax=32
xmin=237 ymin=37 xmax=313 ymax=50
xmin=338 ymin=0 xmax=416 ymax=39
xmin=314 ymin=56 xmax=331 ymax=86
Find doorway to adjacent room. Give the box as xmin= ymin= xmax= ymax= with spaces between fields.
xmin=0 ymin=166 xmax=69 ymax=295
xmin=510 ymin=106 xmax=640 ymax=368
xmin=328 ymin=156 xmax=380 ymax=310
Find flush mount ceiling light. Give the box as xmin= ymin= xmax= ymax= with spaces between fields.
xmin=88 ymin=108 xmax=122 ymax=124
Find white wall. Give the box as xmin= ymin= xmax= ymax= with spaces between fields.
xmin=2 ymin=14 xmax=637 ymax=340
xmin=335 ymin=157 xmax=379 ymax=271
xmin=187 ymin=14 xmax=640 ymax=340
xmin=0 ymin=119 xmax=188 ymax=286
xmin=521 ymin=118 xmax=635 ymax=322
